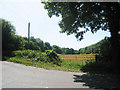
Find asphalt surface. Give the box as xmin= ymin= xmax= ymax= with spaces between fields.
xmin=2 ymin=61 xmax=120 ymax=89
xmin=2 ymin=61 xmax=88 ymax=88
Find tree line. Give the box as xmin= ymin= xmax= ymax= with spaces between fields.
xmin=79 ymin=37 xmax=111 ymax=55
xmin=2 ymin=18 xmax=111 ymax=57
xmin=1 ymin=19 xmax=80 ymax=56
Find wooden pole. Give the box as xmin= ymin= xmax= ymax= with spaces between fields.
xmin=28 ymin=22 xmax=30 ymax=49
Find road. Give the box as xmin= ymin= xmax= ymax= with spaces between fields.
xmin=2 ymin=61 xmax=120 ymax=89
xmin=2 ymin=61 xmax=88 ymax=88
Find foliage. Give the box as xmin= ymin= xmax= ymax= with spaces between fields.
xmin=7 ymin=52 xmax=115 ymax=73
xmin=61 ymin=48 xmax=79 ymax=54
xmin=7 ymin=53 xmax=92 ymax=72
xmin=1 ymin=19 xmax=25 ymax=52
xmin=42 ymin=2 xmax=120 ymax=72
xmin=78 ymin=37 xmax=113 ymax=63
xmin=79 ymin=37 xmax=111 ymax=54
xmin=2 ymin=18 xmax=111 ymax=57
xmin=1 ymin=19 xmax=80 ymax=55
xmin=12 ymin=50 xmax=36 ymax=57
xmin=52 ymin=45 xmax=62 ymax=54
xmin=1 ymin=19 xmax=55 ymax=53
xmin=45 ymin=42 xmax=52 ymax=50
xmin=42 ymin=2 xmax=118 ymax=40
xmin=45 ymin=50 xmax=62 ymax=65
xmin=7 ymin=55 xmax=84 ymax=72
xmin=12 ymin=50 xmax=62 ymax=66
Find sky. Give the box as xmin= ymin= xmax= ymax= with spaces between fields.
xmin=0 ymin=0 xmax=111 ymax=50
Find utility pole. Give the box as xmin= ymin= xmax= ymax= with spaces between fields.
xmin=28 ymin=22 xmax=30 ymax=49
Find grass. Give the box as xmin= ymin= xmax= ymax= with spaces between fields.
xmin=4 ymin=50 xmax=98 ymax=72
xmin=6 ymin=55 xmax=95 ymax=72
xmin=6 ymin=53 xmax=114 ymax=74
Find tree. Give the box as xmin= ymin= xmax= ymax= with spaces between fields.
xmin=36 ymin=38 xmax=45 ymax=52
xmin=61 ymin=47 xmax=76 ymax=54
xmin=14 ymin=36 xmax=25 ymax=50
xmin=1 ymin=19 xmax=25 ymax=51
xmin=30 ymin=36 xmax=36 ymax=42
xmin=29 ymin=41 xmax=40 ymax=50
xmin=45 ymin=42 xmax=52 ymax=50
xmin=42 ymin=2 xmax=120 ymax=70
xmin=1 ymin=19 xmax=16 ymax=51
xmin=65 ymin=48 xmax=74 ymax=54
xmin=1 ymin=19 xmax=26 ymax=57
xmin=78 ymin=37 xmax=111 ymax=54
xmin=52 ymin=45 xmax=62 ymax=54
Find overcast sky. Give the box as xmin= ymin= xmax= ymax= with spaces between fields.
xmin=0 ymin=0 xmax=111 ymax=50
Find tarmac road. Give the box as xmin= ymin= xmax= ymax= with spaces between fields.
xmin=2 ymin=61 xmax=120 ymax=89
xmin=2 ymin=61 xmax=88 ymax=88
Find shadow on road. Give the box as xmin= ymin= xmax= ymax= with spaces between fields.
xmin=73 ymin=74 xmax=120 ymax=90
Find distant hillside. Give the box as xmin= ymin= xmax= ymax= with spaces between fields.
xmin=79 ymin=37 xmax=111 ymax=54
xmin=17 ymin=36 xmax=111 ymax=55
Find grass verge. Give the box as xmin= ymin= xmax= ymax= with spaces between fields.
xmin=5 ymin=56 xmax=114 ymax=74
xmin=6 ymin=56 xmax=87 ymax=72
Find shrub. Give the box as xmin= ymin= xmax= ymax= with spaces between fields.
xmin=36 ymin=53 xmax=47 ymax=62
xmin=11 ymin=50 xmax=62 ymax=66
xmin=45 ymin=50 xmax=62 ymax=66
xmin=12 ymin=50 xmax=32 ymax=57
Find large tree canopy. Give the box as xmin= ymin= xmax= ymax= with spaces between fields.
xmin=43 ymin=2 xmax=119 ymax=40
xmin=42 ymin=2 xmax=120 ymax=70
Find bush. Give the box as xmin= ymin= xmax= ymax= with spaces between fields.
xmin=11 ymin=50 xmax=62 ymax=66
xmin=12 ymin=50 xmax=31 ymax=57
xmin=45 ymin=50 xmax=62 ymax=66
xmin=36 ymin=53 xmax=47 ymax=62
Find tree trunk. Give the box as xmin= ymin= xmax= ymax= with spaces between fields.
xmin=107 ymin=3 xmax=120 ymax=73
